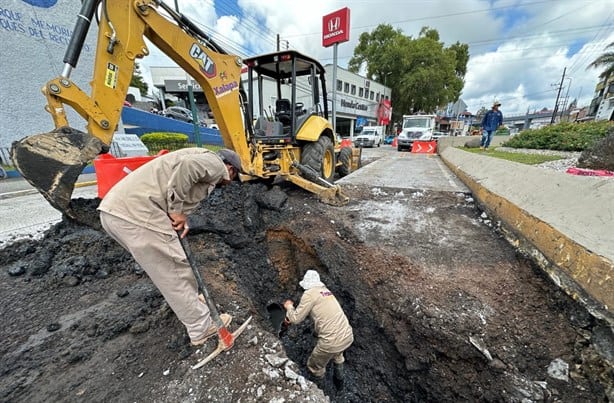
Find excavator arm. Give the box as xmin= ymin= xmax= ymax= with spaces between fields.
xmin=11 ymin=0 xmax=249 ymax=216
xmin=11 ymin=0 xmax=347 ymax=217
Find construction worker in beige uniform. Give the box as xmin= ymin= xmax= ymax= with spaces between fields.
xmin=284 ymin=270 xmax=353 ymax=382
xmin=98 ymin=148 xmax=242 ymax=346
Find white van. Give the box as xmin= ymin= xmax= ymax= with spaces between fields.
xmin=354 ymin=126 xmax=384 ymax=148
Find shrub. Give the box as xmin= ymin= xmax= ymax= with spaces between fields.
xmin=140 ymin=132 xmax=190 ymax=153
xmin=503 ymin=121 xmax=614 ymax=151
xmin=140 ymin=132 xmax=189 ymax=146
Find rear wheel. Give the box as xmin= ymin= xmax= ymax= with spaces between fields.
xmin=337 ymin=147 xmax=352 ymax=177
xmin=302 ymin=135 xmax=335 ymax=182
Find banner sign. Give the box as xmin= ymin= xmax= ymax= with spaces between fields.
xmin=378 ymin=99 xmax=392 ymax=125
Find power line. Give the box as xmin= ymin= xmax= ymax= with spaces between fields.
xmin=283 ymin=0 xmax=584 ymax=39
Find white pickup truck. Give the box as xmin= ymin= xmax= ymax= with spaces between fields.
xmin=354 ymin=126 xmax=384 ymax=148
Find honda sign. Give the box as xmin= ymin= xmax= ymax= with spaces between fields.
xmin=322 ymin=8 xmax=350 ymax=47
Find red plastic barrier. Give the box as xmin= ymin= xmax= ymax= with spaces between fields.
xmin=93 ymin=150 xmax=168 ymax=198
xmin=411 ymin=140 xmax=437 ymax=154
xmin=340 ymin=138 xmax=353 ymax=148
xmin=566 ymin=167 xmax=614 ymax=177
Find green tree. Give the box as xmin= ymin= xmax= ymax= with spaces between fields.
xmin=587 ymin=41 xmax=614 ymax=80
xmin=131 ymin=63 xmax=149 ymax=96
xmin=348 ymin=24 xmax=468 ymax=117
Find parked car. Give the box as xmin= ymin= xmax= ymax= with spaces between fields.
xmin=163 ymin=106 xmax=194 ymax=123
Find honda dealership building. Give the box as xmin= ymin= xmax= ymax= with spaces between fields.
xmin=149 ymin=63 xmax=391 ymax=138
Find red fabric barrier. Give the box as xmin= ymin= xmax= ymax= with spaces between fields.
xmin=566 ymin=167 xmax=614 ymax=177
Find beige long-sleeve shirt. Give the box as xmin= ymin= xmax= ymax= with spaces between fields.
xmin=98 ymin=148 xmax=229 ymax=234
xmin=286 ymin=286 xmax=354 ymax=351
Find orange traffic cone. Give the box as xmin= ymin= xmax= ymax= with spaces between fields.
xmin=392 ymin=136 xmax=397 ymax=147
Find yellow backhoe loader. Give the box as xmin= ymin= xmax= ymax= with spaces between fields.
xmin=11 ymin=0 xmax=351 ymax=218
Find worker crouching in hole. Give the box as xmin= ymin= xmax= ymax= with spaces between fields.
xmin=98 ymin=148 xmax=242 ymax=346
xmin=284 ymin=270 xmax=354 ymax=386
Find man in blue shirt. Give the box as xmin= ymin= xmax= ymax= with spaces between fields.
xmin=480 ymin=101 xmax=503 ymax=149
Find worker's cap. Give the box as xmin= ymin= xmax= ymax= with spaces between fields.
xmin=299 ymin=270 xmax=324 ymax=290
xmin=217 ymin=149 xmax=242 ymax=173
xmin=493 ymin=100 xmax=502 ymax=107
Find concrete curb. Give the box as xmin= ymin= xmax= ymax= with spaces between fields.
xmin=440 ymin=147 xmax=614 ymax=325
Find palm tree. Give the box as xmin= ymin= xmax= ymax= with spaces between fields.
xmin=587 ymin=41 xmax=614 ymax=80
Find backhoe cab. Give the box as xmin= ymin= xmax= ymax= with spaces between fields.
xmin=10 ymin=0 xmax=348 ymax=218
xmin=244 ymin=51 xmax=352 ymax=200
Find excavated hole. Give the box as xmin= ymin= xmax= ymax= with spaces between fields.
xmin=1 ymin=182 xmax=611 ymax=402
xmin=250 ymin=228 xmax=415 ymax=401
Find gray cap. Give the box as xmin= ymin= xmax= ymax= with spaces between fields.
xmin=217 ymin=149 xmax=242 ymax=173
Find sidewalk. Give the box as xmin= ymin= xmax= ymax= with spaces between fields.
xmin=0 ymin=173 xmax=98 ymax=200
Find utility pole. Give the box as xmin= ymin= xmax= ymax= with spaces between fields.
xmin=551 ymin=67 xmax=566 ymax=124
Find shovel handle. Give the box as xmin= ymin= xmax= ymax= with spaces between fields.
xmin=177 ymin=233 xmax=226 ymax=329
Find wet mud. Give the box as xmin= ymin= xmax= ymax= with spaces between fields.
xmin=1 ymin=181 xmax=612 ymax=402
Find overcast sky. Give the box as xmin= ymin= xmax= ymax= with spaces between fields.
xmin=141 ymin=0 xmax=614 ymax=117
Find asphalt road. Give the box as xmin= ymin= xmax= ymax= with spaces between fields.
xmin=0 ymin=145 xmax=466 ymax=246
xmin=0 ymin=186 xmax=98 ymax=246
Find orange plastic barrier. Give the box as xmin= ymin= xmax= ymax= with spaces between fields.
xmin=93 ymin=150 xmax=168 ymax=198
xmin=411 ymin=140 xmax=437 ymax=154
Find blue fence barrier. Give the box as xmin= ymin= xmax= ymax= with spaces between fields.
xmin=121 ymin=107 xmax=224 ymax=146
xmin=0 ymin=107 xmax=225 ymax=178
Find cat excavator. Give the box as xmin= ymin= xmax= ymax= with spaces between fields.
xmin=11 ymin=0 xmax=351 ymax=219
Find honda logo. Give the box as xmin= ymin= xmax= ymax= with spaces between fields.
xmin=328 ymin=17 xmax=340 ymax=33
xmin=322 ymin=7 xmax=350 ymax=47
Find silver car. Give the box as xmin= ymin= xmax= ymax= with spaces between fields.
xmin=163 ymin=106 xmax=194 ymax=123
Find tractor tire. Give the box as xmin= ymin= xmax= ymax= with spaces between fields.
xmin=302 ymin=135 xmax=335 ymax=182
xmin=337 ymin=147 xmax=352 ymax=177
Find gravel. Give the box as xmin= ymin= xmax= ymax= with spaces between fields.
xmin=496 ymin=147 xmax=580 ymax=173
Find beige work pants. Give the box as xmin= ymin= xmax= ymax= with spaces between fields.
xmin=307 ymin=336 xmax=353 ymax=377
xmin=100 ymin=212 xmax=212 ymax=342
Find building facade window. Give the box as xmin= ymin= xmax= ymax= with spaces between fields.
xmin=337 ymin=80 xmax=343 ymax=91
xmin=359 ymin=88 xmax=364 ymax=97
xmin=344 ymin=82 xmax=349 ymax=93
xmin=351 ymin=84 xmax=356 ymax=95
xmin=370 ymin=90 xmax=374 ymax=100
xmin=376 ymin=93 xmax=380 ymax=102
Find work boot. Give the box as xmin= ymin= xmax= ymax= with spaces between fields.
xmin=191 ymin=313 xmax=232 ymax=346
xmin=333 ymin=363 xmax=345 ymax=389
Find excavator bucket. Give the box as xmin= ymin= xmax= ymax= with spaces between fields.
xmin=10 ymin=126 xmax=105 ymax=217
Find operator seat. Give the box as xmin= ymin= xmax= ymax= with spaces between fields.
xmin=275 ymin=99 xmax=292 ymax=127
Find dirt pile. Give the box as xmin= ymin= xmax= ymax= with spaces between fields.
xmin=1 ymin=181 xmax=612 ymax=402
xmin=578 ymin=127 xmax=614 ymax=171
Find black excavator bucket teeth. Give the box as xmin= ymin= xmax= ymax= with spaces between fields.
xmin=10 ymin=126 xmax=105 ymax=217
